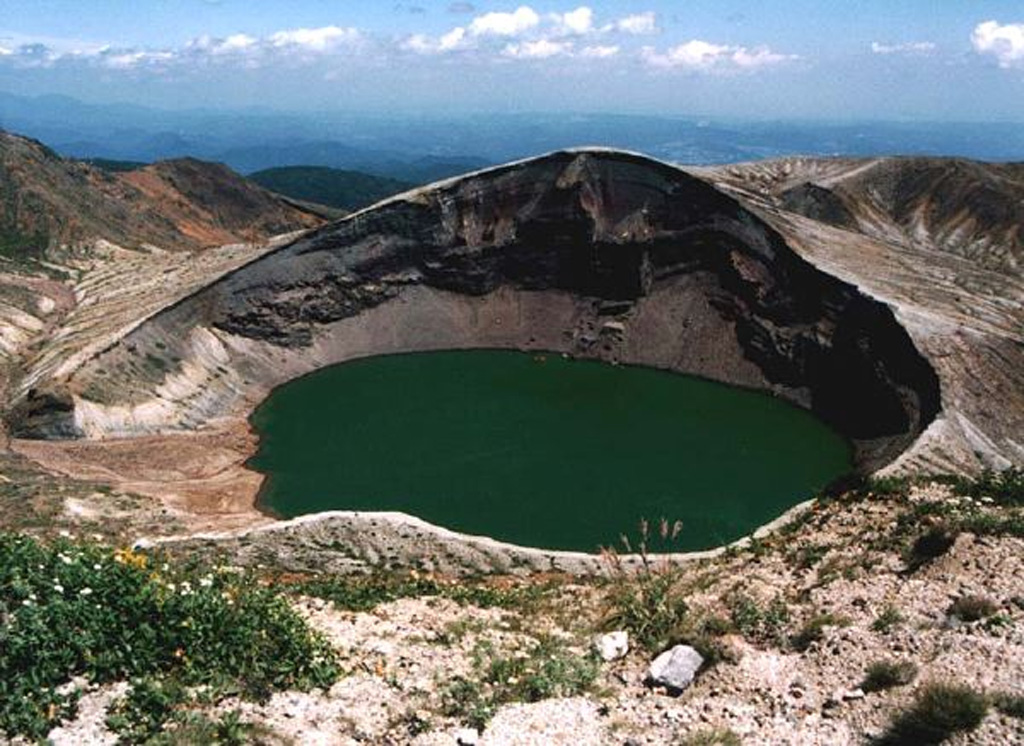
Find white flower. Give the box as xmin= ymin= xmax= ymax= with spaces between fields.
xmin=199 ymin=577 xmax=213 ymax=588
xmin=94 ymin=564 xmax=102 ymax=571
xmin=79 ymin=588 xmax=93 ymax=596
xmin=21 ymin=599 xmax=33 ymax=607
xmin=58 ymin=530 xmax=72 ymax=538
xmin=59 ymin=554 xmax=73 ymax=565
xmin=53 ymin=584 xmax=64 ymax=594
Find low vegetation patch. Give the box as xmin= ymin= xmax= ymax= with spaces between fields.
xmin=875 ymin=682 xmax=988 ymax=745
xmin=293 ymin=571 xmax=551 ymax=612
xmin=440 ymin=636 xmax=599 ymax=730
xmin=861 ymin=660 xmax=918 ymax=693
xmin=947 ymin=595 xmax=998 ymax=622
xmin=871 ymin=604 xmax=906 ymax=633
xmin=791 ymin=612 xmax=850 ymax=652
xmin=955 ymin=467 xmax=1024 ymax=507
xmin=726 ymin=593 xmax=791 ymax=648
xmin=678 ymin=727 xmax=743 ymax=746
xmin=992 ymin=692 xmax=1024 ymax=719
xmin=903 ymin=525 xmax=958 ymax=572
xmin=600 ymin=519 xmax=690 ymax=653
xmin=0 ymin=534 xmax=338 ymax=740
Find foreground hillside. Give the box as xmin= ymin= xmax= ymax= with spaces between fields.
xmin=2 ymin=474 xmax=1022 ymax=744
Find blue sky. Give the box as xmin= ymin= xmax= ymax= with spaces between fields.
xmin=1 ymin=1 xmax=1022 ymax=119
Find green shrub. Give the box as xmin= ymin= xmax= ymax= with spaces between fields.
xmin=947 ymin=595 xmax=998 ymax=622
xmin=904 ymin=526 xmax=957 ymax=572
xmin=992 ymin=692 xmax=1024 ymax=719
xmin=862 ymin=660 xmax=918 ymax=693
xmin=441 ymin=636 xmax=599 ymax=730
xmin=106 ymin=676 xmax=190 ymax=743
xmin=868 ymin=476 xmax=913 ymax=499
xmin=958 ymin=512 xmax=1024 ymax=538
xmin=957 ymin=468 xmax=1024 ymax=507
xmin=788 ymin=542 xmax=830 ymax=570
xmin=0 ymin=534 xmax=338 ymax=740
xmin=871 ymin=604 xmax=906 ymax=633
xmin=600 ymin=519 xmax=689 ymax=652
xmin=727 ymin=593 xmax=790 ymax=647
xmin=875 ymin=683 xmax=988 ymax=745
xmin=144 ymin=709 xmax=274 ymax=746
xmin=791 ymin=612 xmax=849 ymax=652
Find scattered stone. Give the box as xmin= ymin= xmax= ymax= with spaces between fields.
xmin=647 ymin=645 xmax=704 ymax=694
xmin=594 ymin=630 xmax=630 ymax=661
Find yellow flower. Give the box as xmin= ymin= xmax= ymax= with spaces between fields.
xmin=113 ymin=548 xmax=148 ymax=569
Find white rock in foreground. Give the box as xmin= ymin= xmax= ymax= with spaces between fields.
xmin=594 ymin=630 xmax=629 ymax=661
xmin=647 ymin=645 xmax=704 ymax=694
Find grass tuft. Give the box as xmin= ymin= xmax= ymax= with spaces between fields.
xmin=599 ymin=518 xmax=689 ymax=653
xmin=862 ymin=660 xmax=918 ymax=693
xmin=875 ymin=682 xmax=988 ymax=745
xmin=871 ymin=604 xmax=906 ymax=634
xmin=947 ymin=595 xmax=998 ymax=622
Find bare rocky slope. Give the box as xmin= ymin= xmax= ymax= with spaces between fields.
xmin=0 ymin=129 xmax=324 ymax=258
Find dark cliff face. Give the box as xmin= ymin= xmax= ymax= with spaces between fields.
xmin=200 ymin=151 xmax=939 ymax=466
xmin=9 ymin=150 xmax=942 ymax=472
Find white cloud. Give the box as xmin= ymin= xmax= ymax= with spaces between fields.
xmin=403 ymin=26 xmax=467 ymax=54
xmin=268 ymin=26 xmax=360 ymax=51
xmin=99 ymin=50 xmax=175 ymax=69
xmin=0 ymin=25 xmax=364 ymax=71
xmin=643 ymin=40 xmax=729 ymax=69
xmin=439 ymin=26 xmax=467 ymax=51
xmin=401 ymin=34 xmax=434 ymax=54
xmin=643 ymin=40 xmax=796 ymax=71
xmin=469 ymin=6 xmax=540 ymax=37
xmin=187 ymin=33 xmax=259 ymax=56
xmin=580 ymin=44 xmax=619 ymax=59
xmin=0 ymin=46 xmax=12 ymax=56
xmin=503 ymin=38 xmax=572 ymax=59
xmin=612 ymin=12 xmax=658 ymax=35
xmin=220 ymin=34 xmax=259 ymax=52
xmin=972 ymin=20 xmax=1024 ymax=68
xmin=731 ymin=46 xmax=794 ymax=68
xmin=871 ymin=41 xmax=936 ymax=55
xmin=551 ymin=7 xmax=594 ymax=36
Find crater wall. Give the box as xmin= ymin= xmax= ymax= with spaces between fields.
xmin=11 ymin=151 xmax=945 ymax=473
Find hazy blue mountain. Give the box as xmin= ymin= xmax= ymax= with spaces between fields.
xmin=4 ymin=92 xmax=1024 ymax=181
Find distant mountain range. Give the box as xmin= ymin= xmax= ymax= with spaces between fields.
xmin=3 ymin=92 xmax=1024 ymax=182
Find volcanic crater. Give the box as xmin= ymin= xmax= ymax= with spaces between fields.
xmin=6 ymin=149 xmax=1022 ymax=562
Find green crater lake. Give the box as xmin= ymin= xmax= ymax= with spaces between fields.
xmin=249 ymin=350 xmax=852 ymax=552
